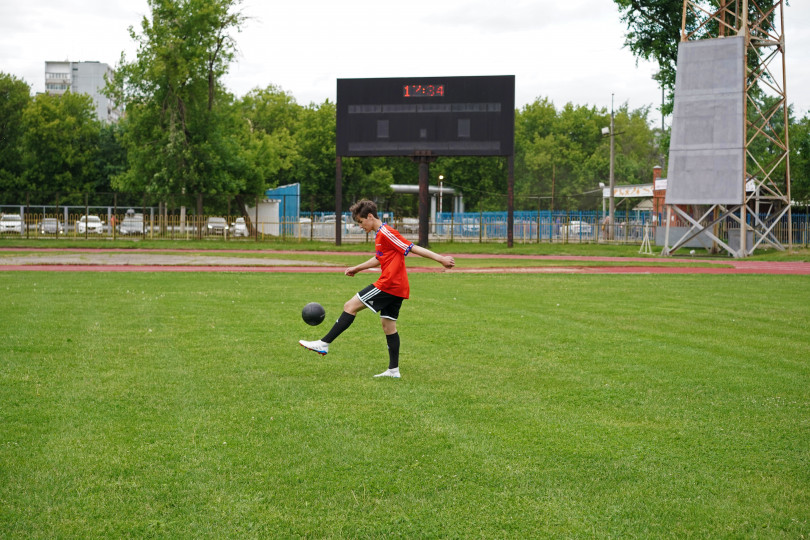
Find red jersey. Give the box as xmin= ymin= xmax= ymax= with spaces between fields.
xmin=373 ymin=223 xmax=414 ymax=298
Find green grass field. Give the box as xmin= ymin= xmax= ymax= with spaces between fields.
xmin=1 ymin=270 xmax=809 ymax=537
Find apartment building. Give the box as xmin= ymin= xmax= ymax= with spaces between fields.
xmin=44 ymin=60 xmax=122 ymax=123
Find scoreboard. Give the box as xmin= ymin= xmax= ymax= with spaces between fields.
xmin=336 ymin=75 xmax=515 ymax=157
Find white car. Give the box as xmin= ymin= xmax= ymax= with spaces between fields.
xmin=39 ymin=218 xmax=64 ymax=234
xmin=0 ymin=214 xmax=23 ymax=234
xmin=0 ymin=214 xmax=22 ymax=234
xmin=206 ymin=217 xmax=229 ymax=235
xmin=561 ymin=221 xmax=593 ymax=237
xmin=230 ymin=217 xmax=249 ymax=237
xmin=76 ymin=215 xmax=104 ymax=234
xmin=118 ymin=214 xmax=144 ymax=235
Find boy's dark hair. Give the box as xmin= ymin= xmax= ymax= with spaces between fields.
xmin=350 ymin=199 xmax=378 ymax=221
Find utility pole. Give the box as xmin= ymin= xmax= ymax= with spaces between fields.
xmin=609 ymin=93 xmax=616 ymax=240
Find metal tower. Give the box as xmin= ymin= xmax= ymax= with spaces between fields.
xmin=663 ymin=0 xmax=791 ymax=257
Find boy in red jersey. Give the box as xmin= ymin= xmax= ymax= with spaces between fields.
xmin=299 ymin=199 xmax=455 ymax=378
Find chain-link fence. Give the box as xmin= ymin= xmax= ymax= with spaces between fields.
xmin=2 ymin=191 xmax=808 ymax=247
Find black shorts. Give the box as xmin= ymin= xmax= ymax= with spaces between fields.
xmin=356 ymin=284 xmax=404 ymax=320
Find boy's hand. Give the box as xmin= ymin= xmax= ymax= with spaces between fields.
xmin=441 ymin=256 xmax=455 ymax=269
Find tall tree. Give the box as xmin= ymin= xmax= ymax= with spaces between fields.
xmin=108 ymin=0 xmax=248 ymax=205
xmin=0 ymin=73 xmax=32 ymax=196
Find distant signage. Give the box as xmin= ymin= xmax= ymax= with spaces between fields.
xmin=602 ymin=184 xmax=654 ymax=198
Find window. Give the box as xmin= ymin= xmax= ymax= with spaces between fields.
xmin=377 ymin=120 xmax=389 ymax=139
xmin=458 ymin=118 xmax=471 ymax=138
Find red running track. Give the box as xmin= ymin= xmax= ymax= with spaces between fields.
xmin=0 ymin=248 xmax=807 ymax=275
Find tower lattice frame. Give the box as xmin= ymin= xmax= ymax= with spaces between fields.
xmin=664 ymin=0 xmax=791 ymax=257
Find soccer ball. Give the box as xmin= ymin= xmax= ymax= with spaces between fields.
xmin=301 ymin=302 xmax=326 ymax=326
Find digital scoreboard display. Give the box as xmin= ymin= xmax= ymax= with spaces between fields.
xmin=337 ymin=75 xmax=515 ymax=157
xmin=402 ymin=84 xmax=445 ymax=97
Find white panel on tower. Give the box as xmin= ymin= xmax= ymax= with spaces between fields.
xmin=665 ymin=37 xmax=745 ymax=205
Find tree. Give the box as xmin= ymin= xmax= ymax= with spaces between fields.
xmin=0 ymin=73 xmax=32 ymax=196
xmin=236 ymin=84 xmax=301 ymax=198
xmin=613 ymin=0 xmax=782 ymax=115
xmin=287 ymin=101 xmax=338 ymax=210
xmin=108 ymin=0 xmax=249 ymax=208
xmin=94 ymin=123 xmax=128 ymax=195
xmin=612 ymin=0 xmax=682 ymax=114
xmin=21 ymin=92 xmax=101 ymax=204
xmin=789 ymin=113 xmax=810 ymax=204
xmin=513 ymin=98 xmax=660 ymax=211
xmin=238 ymin=85 xmax=302 ymax=135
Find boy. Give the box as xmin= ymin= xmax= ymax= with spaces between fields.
xmin=299 ymin=199 xmax=455 ymax=378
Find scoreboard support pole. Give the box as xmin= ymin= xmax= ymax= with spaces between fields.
xmin=335 ymin=155 xmax=343 ymax=246
xmin=415 ymin=154 xmax=436 ymax=248
xmin=507 ymin=154 xmax=514 ymax=248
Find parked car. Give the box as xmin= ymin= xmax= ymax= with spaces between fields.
xmin=320 ymin=214 xmax=362 ymax=235
xmin=206 ymin=217 xmax=228 ymax=235
xmin=560 ymin=220 xmax=593 ymax=237
xmin=230 ymin=217 xmax=249 ymax=237
xmin=400 ymin=217 xmax=419 ymax=234
xmin=460 ymin=218 xmax=480 ymax=234
xmin=118 ymin=214 xmax=144 ymax=235
xmin=76 ymin=215 xmax=104 ymax=234
xmin=0 ymin=214 xmax=23 ymax=234
xmin=39 ymin=218 xmax=64 ymax=234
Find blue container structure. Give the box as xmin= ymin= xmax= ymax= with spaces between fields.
xmin=265 ymin=183 xmax=300 ymax=236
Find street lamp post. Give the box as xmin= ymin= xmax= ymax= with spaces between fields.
xmin=602 ymin=94 xmax=616 ymax=240
xmin=438 ymin=175 xmax=444 ymax=216
xmin=599 ymin=182 xmax=606 ymax=216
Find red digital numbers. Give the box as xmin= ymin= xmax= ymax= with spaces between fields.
xmin=403 ymin=84 xmax=445 ymax=98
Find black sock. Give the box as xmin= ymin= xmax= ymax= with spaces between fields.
xmin=321 ymin=311 xmax=355 ymax=343
xmin=386 ymin=332 xmax=400 ymax=370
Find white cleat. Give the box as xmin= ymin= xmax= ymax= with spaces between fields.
xmin=373 ymin=368 xmax=401 ymax=378
xmin=299 ymin=339 xmax=329 ymax=355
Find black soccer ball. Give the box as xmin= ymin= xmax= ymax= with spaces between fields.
xmin=302 ymin=302 xmax=326 ymax=326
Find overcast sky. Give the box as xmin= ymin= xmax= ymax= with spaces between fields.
xmin=2 ymin=0 xmax=808 ymax=121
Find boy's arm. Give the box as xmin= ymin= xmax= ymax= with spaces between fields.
xmin=346 ymin=256 xmax=380 ymax=276
xmin=409 ymin=245 xmax=455 ymax=269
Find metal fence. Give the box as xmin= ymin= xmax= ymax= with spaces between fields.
xmin=1 ymin=204 xmax=809 ymax=248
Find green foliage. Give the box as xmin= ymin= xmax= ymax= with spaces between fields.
xmin=513 ymin=98 xmax=660 ymax=211
xmin=434 ymin=156 xmax=509 ymax=212
xmin=790 ymin=113 xmax=810 ymax=204
xmin=21 ymin=92 xmax=102 ymax=203
xmin=288 ymin=102 xmax=337 ymax=208
xmin=0 ymin=73 xmax=32 ymax=195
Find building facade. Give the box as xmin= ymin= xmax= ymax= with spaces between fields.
xmin=44 ymin=61 xmax=122 ymax=122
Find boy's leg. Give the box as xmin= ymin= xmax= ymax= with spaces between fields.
xmin=385 ymin=332 xmax=400 ymax=369
xmin=322 ymin=295 xmax=365 ymax=342
xmin=382 ymin=319 xmax=399 ymax=369
xmin=374 ymin=317 xmax=401 ymax=378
